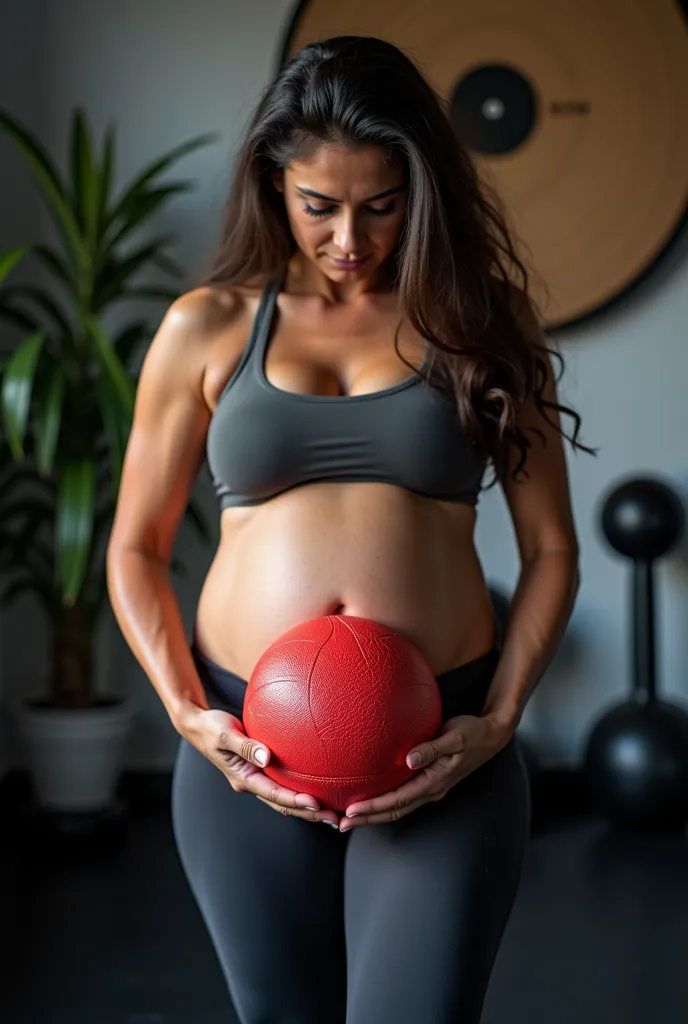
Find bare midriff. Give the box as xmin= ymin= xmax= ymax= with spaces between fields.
xmin=193 ymin=481 xmax=497 ymax=681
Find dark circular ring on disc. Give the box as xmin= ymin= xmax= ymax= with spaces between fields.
xmin=280 ymin=0 xmax=688 ymax=330
xmin=450 ymin=64 xmax=538 ymax=155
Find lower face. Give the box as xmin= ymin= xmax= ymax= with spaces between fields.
xmin=276 ymin=143 xmax=408 ymax=284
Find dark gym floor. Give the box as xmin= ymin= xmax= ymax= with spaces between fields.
xmin=2 ymin=773 xmax=687 ymax=1024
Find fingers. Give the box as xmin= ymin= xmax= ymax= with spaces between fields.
xmin=245 ymin=770 xmax=319 ymax=813
xmin=345 ymin=761 xmax=449 ymax=819
xmin=213 ymin=721 xmax=340 ymax=825
xmin=183 ymin=708 xmax=340 ymax=825
xmin=255 ymin=795 xmax=341 ymax=828
xmin=224 ymin=757 xmax=340 ymax=826
xmin=342 ymin=789 xmax=446 ymax=829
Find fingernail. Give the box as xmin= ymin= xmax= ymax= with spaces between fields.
xmin=303 ymin=805 xmax=319 ymax=812
xmin=408 ymin=752 xmax=423 ymax=768
xmin=255 ymin=749 xmax=268 ymax=766
xmin=340 ymin=823 xmax=352 ymax=833
xmin=322 ymin=821 xmax=339 ymax=829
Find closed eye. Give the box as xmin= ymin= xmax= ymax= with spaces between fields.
xmin=304 ymin=202 xmax=397 ymax=218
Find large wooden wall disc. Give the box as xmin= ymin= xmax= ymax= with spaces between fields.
xmin=283 ymin=1 xmax=688 ymax=328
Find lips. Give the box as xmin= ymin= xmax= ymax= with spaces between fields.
xmin=328 ymin=255 xmax=370 ymax=269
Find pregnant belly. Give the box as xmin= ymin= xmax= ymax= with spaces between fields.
xmin=194 ymin=482 xmax=496 ymax=680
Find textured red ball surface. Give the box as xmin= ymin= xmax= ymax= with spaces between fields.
xmin=242 ymin=615 xmax=442 ymax=811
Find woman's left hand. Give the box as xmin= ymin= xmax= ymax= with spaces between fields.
xmin=339 ymin=713 xmax=514 ymax=831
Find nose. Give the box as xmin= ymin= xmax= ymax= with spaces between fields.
xmin=332 ymin=210 xmax=364 ymax=256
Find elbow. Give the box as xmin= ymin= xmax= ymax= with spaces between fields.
xmin=559 ymin=543 xmax=580 ymax=596
xmin=105 ymin=523 xmax=141 ymax=599
xmin=105 ymin=535 xmax=126 ymax=604
xmin=528 ymin=542 xmax=580 ymax=601
xmin=567 ymin=537 xmax=581 ymax=589
xmin=105 ymin=535 xmax=152 ymax=620
xmin=106 ymin=527 xmax=170 ymax=583
xmin=558 ymin=544 xmax=581 ymax=607
xmin=573 ymin=558 xmax=582 ymax=601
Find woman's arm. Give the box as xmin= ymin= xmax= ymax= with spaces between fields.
xmin=480 ymin=289 xmax=581 ymax=734
xmin=106 ymin=286 xmax=241 ymax=731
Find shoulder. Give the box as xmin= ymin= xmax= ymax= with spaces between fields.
xmin=147 ymin=285 xmax=254 ymax=366
xmin=162 ymin=285 xmax=249 ymax=339
xmin=138 ymin=285 xmax=252 ymax=404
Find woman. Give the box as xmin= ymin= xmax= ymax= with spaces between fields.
xmin=107 ymin=35 xmax=590 ymax=1024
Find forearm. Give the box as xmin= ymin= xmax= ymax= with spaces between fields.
xmin=106 ymin=545 xmax=209 ymax=730
xmin=481 ymin=548 xmax=580 ymax=732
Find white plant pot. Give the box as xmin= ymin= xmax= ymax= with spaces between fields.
xmin=12 ymin=694 xmax=136 ymax=813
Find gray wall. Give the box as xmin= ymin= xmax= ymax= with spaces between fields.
xmin=1 ymin=0 xmax=687 ymax=774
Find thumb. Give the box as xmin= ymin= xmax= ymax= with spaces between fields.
xmin=406 ymin=740 xmax=444 ymax=770
xmin=406 ymin=728 xmax=466 ymax=770
xmin=240 ymin=729 xmax=270 ymax=767
xmin=250 ymin=742 xmax=270 ymax=767
xmin=216 ymin=714 xmax=270 ymax=768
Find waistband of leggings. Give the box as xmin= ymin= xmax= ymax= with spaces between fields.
xmin=192 ymin=645 xmax=247 ymax=714
xmin=191 ymin=642 xmax=501 ymax=720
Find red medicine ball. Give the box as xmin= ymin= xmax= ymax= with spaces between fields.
xmin=242 ymin=614 xmax=442 ymax=811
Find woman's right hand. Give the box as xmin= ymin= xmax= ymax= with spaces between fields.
xmin=177 ymin=705 xmax=342 ymax=828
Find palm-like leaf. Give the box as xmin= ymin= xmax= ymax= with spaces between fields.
xmin=0 ymin=246 xmax=29 ymax=284
xmin=104 ymin=133 xmax=216 ymax=237
xmin=94 ymin=235 xmax=178 ymax=311
xmin=57 ymin=458 xmax=95 ymax=606
xmin=0 ymin=110 xmax=89 ymax=274
xmin=70 ymin=108 xmax=101 ymax=255
xmin=1 ymin=330 xmax=46 ymax=457
xmin=34 ymin=365 xmax=66 ymax=475
xmin=95 ymin=371 xmax=132 ymax=489
xmin=106 ymin=183 xmax=192 ymax=250
xmin=1 ymin=284 xmax=72 ymax=337
xmin=85 ymin=314 xmax=135 ymax=414
xmin=111 ymin=320 xmax=151 ymax=368
xmin=32 ymin=244 xmax=75 ymax=293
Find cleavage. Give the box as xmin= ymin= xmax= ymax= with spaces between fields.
xmin=263 ymin=291 xmax=427 ymax=399
xmin=264 ymin=330 xmax=424 ymax=399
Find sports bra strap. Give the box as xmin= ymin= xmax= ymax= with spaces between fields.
xmin=215 ymin=272 xmax=284 ymax=403
xmin=252 ymin=272 xmax=283 ymax=362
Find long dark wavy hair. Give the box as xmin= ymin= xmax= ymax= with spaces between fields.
xmin=202 ymin=35 xmax=595 ymax=485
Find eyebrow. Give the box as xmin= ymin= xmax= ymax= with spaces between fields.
xmin=295 ymin=185 xmax=406 ymax=203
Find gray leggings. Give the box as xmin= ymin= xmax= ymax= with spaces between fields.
xmin=171 ymin=643 xmax=530 ymax=1024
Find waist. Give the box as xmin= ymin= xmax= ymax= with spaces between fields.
xmin=191 ymin=642 xmax=501 ymax=723
xmin=197 ymin=487 xmax=494 ymax=677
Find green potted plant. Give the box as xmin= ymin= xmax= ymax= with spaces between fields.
xmin=0 ymin=107 xmax=214 ymax=814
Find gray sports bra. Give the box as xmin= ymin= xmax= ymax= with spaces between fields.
xmin=206 ymin=274 xmax=487 ymax=509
